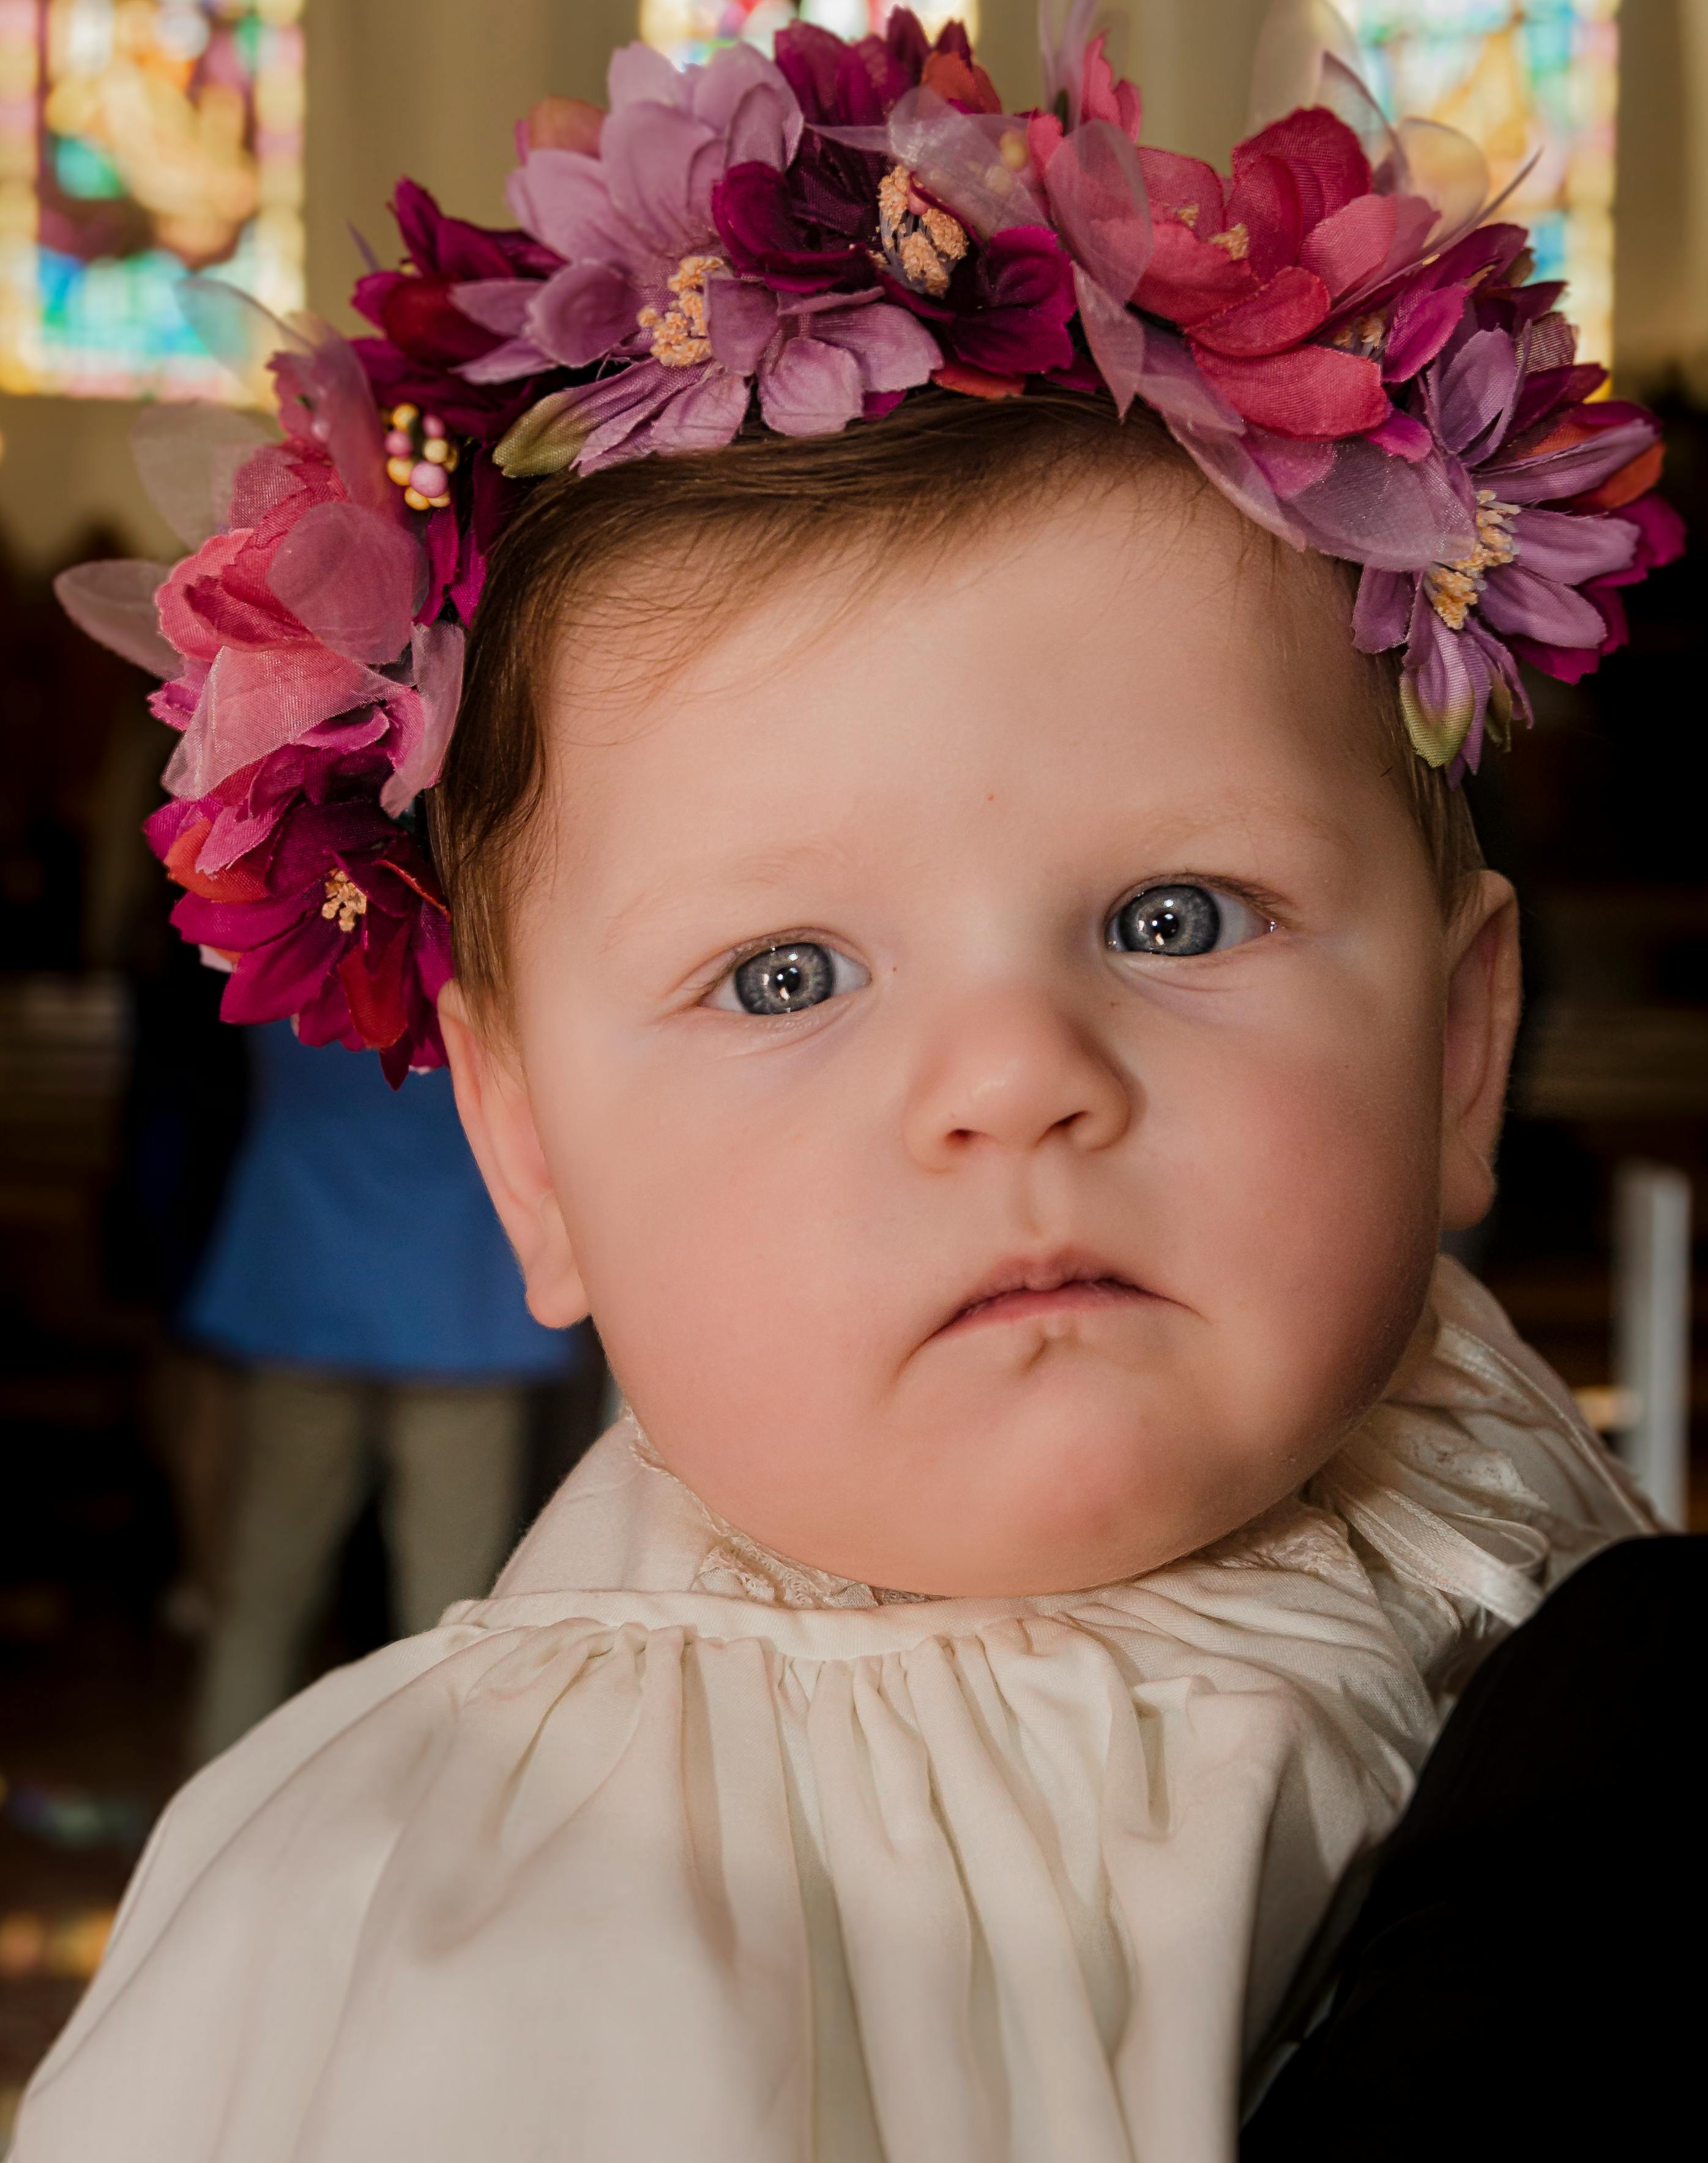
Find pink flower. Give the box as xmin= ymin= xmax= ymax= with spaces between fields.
xmin=134 ymin=340 xmax=464 ymax=816
xmin=1133 ymin=108 xmax=1439 ymax=440
xmin=1029 ymin=1 xmax=1143 ymax=174
xmin=58 ymin=313 xmax=466 ymax=1082
xmin=151 ymin=447 xmax=439 ymax=802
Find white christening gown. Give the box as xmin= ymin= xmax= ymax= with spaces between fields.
xmin=13 ymin=1260 xmax=1650 ymax=2163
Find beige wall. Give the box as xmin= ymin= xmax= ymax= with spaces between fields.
xmin=1617 ymin=0 xmax=1708 ymax=395
xmin=2 ymin=0 xmax=1702 ymax=573
xmin=0 ymin=0 xmax=636 ymax=570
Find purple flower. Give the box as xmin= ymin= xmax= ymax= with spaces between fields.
xmin=457 ymin=42 xmax=800 ymax=380
xmin=1353 ymin=324 xmax=1662 ymax=770
xmin=454 ymin=40 xmax=938 ymax=472
xmin=497 ymin=284 xmax=940 ymax=474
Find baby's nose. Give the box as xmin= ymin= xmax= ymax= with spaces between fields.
xmin=901 ymin=986 xmax=1133 ymax=1169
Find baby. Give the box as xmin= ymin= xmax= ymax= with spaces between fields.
xmin=444 ymin=396 xmax=1515 ymax=1601
xmin=26 ymin=7 xmax=1671 ymax=2161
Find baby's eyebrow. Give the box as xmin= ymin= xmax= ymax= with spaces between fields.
xmin=598 ymin=841 xmax=859 ymax=952
xmin=1005 ymin=777 xmax=1365 ymax=886
xmin=1144 ymin=789 xmax=1363 ymax=858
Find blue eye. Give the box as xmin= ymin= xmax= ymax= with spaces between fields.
xmin=706 ymin=942 xmax=869 ymax=1016
xmin=1106 ymin=884 xmax=1268 ymax=958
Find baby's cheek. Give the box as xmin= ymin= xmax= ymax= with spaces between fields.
xmin=564 ymin=1075 xmax=882 ymax=1464
xmin=1179 ymin=1005 xmax=1441 ymax=1457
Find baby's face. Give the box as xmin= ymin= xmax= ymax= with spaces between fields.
xmin=449 ymin=477 xmax=1518 ymax=1595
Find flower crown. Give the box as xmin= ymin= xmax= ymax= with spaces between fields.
xmin=58 ymin=0 xmax=1682 ymax=1084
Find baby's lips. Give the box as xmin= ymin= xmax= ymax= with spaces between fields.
xmin=931 ymin=1246 xmax=1149 ymax=1338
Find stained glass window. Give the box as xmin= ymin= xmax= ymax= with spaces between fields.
xmin=641 ymin=1 xmax=977 ymax=73
xmin=1338 ymin=1 xmax=1617 ymax=368
xmin=0 ymin=1 xmax=304 ymax=402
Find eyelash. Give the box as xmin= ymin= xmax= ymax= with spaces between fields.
xmin=696 ymin=931 xmax=865 ymax=1014
xmin=698 ymin=929 xmax=834 ymax=988
xmin=1104 ymin=876 xmax=1281 ymax=956
xmin=1122 ymin=873 xmax=1283 ymax=918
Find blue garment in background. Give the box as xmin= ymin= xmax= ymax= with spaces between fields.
xmin=183 ymin=1024 xmax=570 ymax=1380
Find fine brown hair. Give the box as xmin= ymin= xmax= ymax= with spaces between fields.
xmin=430 ymin=388 xmax=1481 ymax=1021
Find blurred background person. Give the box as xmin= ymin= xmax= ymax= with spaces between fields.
xmin=182 ymin=1020 xmax=573 ymax=1764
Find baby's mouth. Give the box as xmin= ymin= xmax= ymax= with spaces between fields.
xmin=934 ymin=1251 xmax=1152 ymax=1339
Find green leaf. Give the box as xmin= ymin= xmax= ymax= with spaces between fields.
xmin=492 ymin=390 xmax=591 ymax=478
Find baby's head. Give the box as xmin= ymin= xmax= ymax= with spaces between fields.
xmin=437 ymin=392 xmax=1520 ymax=1595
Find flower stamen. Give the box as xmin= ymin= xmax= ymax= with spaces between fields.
xmin=1330 ymin=310 xmax=1386 ymax=359
xmin=638 ymin=253 xmax=724 ymax=367
xmin=1209 ymin=220 xmax=1250 ymax=260
xmin=1425 ymin=490 xmax=1520 ymax=630
xmin=877 ymin=163 xmax=968 ymax=298
xmin=322 ymin=869 xmax=368 ymax=934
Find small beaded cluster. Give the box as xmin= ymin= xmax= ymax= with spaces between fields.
xmin=638 ymin=254 xmax=725 ymax=367
xmin=875 ymin=165 xmax=968 ymax=299
xmin=383 ymin=401 xmax=458 ymax=512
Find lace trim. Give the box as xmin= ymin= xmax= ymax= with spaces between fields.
xmin=624 ymin=1413 xmax=937 ymax=1609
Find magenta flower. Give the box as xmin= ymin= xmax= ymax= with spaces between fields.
xmin=722 ymin=6 xmax=1009 ymax=305
xmin=878 ymin=214 xmax=1075 ymax=384
xmin=352 ymin=179 xmax=563 ymax=442
xmin=157 ymin=791 xmax=453 ymax=1087
xmin=713 ymin=156 xmax=1074 ymax=396
xmin=756 ymin=6 xmax=980 ymax=292
xmin=774 ymin=9 xmax=931 ymax=127
xmin=1352 ymin=325 xmax=1665 ymax=769
xmin=754 ymin=19 xmax=1074 ymax=393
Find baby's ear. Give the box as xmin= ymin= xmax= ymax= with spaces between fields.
xmin=1439 ymin=871 xmax=1523 ymax=1232
xmin=439 ymin=982 xmax=591 ymax=1328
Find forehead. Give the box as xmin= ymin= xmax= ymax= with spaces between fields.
xmin=540 ymin=477 xmax=1400 ymax=901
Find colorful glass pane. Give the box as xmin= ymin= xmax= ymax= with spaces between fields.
xmin=1338 ymin=0 xmax=1618 ymax=368
xmin=0 ymin=0 xmax=305 ymax=401
xmin=640 ymin=1 xmax=977 ymax=72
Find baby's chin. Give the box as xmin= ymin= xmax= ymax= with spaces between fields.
xmin=672 ymin=1340 xmax=1333 ymax=1599
xmin=876 ymin=1405 xmax=1312 ymax=1597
